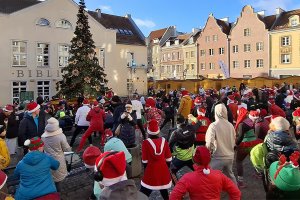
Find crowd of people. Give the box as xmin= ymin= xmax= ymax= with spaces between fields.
xmin=0 ymin=81 xmax=299 ymax=199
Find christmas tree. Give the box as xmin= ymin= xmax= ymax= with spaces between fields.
xmin=56 ymin=0 xmax=107 ymax=98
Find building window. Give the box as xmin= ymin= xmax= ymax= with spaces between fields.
xmin=178 ymin=52 xmax=181 ymax=60
xmin=256 ymin=59 xmax=264 ymax=68
xmin=55 ymin=19 xmax=72 ymax=29
xmin=37 ymin=81 xmax=50 ymax=102
xmin=205 ymin=36 xmax=210 ymax=42
xmin=209 ymin=63 xmax=215 ymax=70
xmin=290 ymin=18 xmax=299 ymax=27
xmin=209 ymin=49 xmax=214 ymax=56
xmin=186 ymin=64 xmax=190 ymax=71
xmin=256 ymin=42 xmax=264 ymax=51
xmin=200 ymin=50 xmax=205 ymax=56
xmin=36 ymin=18 xmax=50 ymax=26
xmin=58 ymin=45 xmax=70 ymax=67
xmin=172 ymin=52 xmax=176 ymax=60
xmin=200 ymin=63 xmax=205 ymax=70
xmin=244 ymin=28 xmax=250 ymax=36
xmin=95 ymin=48 xmax=105 ymax=68
xmin=219 ymin=47 xmax=225 ymax=55
xmin=244 ymin=60 xmax=251 ymax=68
xmin=167 ymin=53 xmax=171 ymax=60
xmin=244 ymin=44 xmax=251 ymax=52
xmin=12 ymin=81 xmax=27 ymax=104
xmin=37 ymin=43 xmax=49 ymax=67
xmin=161 ymin=66 xmax=165 ymax=73
xmin=281 ymin=36 xmax=291 ymax=46
xmin=179 ymin=65 xmax=183 ymax=72
xmin=163 ymin=54 xmax=166 ymax=61
xmin=185 ymin=52 xmax=189 ymax=58
xmin=213 ymin=35 xmax=218 ymax=41
xmin=191 ymin=51 xmax=195 ymax=58
xmin=233 ymin=45 xmax=238 ymax=53
xmin=281 ymin=54 xmax=291 ymax=64
xmin=191 ymin=64 xmax=195 ymax=70
xmin=12 ymin=41 xmax=27 ymax=67
xmin=167 ymin=66 xmax=171 ymax=73
xmin=233 ymin=61 xmax=239 ymax=68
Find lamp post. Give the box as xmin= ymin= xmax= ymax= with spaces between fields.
xmin=183 ymin=69 xmax=187 ymax=80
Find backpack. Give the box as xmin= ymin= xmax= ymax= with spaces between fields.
xmin=250 ymin=142 xmax=268 ymax=171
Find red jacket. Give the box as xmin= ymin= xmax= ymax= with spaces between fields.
xmin=228 ymin=103 xmax=238 ymax=122
xmin=195 ymin=116 xmax=211 ymax=142
xmin=169 ymin=165 xmax=241 ymax=200
xmin=86 ymin=107 xmax=106 ymax=131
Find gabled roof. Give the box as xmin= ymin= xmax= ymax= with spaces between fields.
xmin=88 ymin=11 xmax=145 ymax=46
xmin=273 ymin=9 xmax=300 ymax=30
xmin=149 ymin=28 xmax=168 ymax=41
xmin=261 ymin=15 xmax=276 ymax=30
xmin=216 ymin=19 xmax=232 ymax=35
xmin=0 ymin=0 xmax=42 ymax=14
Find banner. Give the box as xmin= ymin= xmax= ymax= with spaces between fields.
xmin=218 ymin=61 xmax=230 ymax=78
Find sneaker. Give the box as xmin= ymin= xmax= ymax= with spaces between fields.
xmin=238 ymin=180 xmax=247 ymax=189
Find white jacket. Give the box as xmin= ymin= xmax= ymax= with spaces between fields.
xmin=75 ymin=105 xmax=91 ymax=126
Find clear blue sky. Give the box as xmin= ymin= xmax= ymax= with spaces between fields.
xmin=77 ymin=0 xmax=300 ymax=36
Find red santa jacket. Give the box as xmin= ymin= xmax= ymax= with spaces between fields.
xmin=195 ymin=116 xmax=211 ymax=142
xmin=86 ymin=107 xmax=106 ymax=131
xmin=228 ymin=103 xmax=238 ymax=123
xmin=169 ymin=165 xmax=241 ymax=200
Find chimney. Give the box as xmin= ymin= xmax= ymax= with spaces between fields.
xmin=95 ymin=8 xmax=101 ymax=18
xmin=192 ymin=28 xmax=200 ymax=33
xmin=257 ymin=10 xmax=265 ymax=17
xmin=125 ymin=14 xmax=131 ymax=19
xmin=276 ymin=7 xmax=285 ymax=15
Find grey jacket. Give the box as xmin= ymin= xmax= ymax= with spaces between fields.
xmin=99 ymin=180 xmax=148 ymax=200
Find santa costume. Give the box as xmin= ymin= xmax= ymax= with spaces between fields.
xmin=195 ymin=108 xmax=211 ymax=146
xmin=227 ymin=95 xmax=238 ymax=123
xmin=140 ymin=119 xmax=172 ymax=200
xmin=145 ymin=98 xmax=163 ymax=125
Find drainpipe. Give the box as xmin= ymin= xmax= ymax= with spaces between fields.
xmin=227 ymin=37 xmax=230 ymax=78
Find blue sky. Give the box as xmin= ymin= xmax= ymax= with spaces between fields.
xmin=77 ymin=0 xmax=300 ymax=36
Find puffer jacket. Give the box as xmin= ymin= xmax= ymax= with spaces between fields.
xmin=169 ymin=165 xmax=241 ymax=200
xmin=178 ymin=95 xmax=192 ymax=119
xmin=99 ymin=180 xmax=148 ymax=200
xmin=118 ymin=111 xmax=137 ymax=147
xmin=265 ymin=130 xmax=299 ymax=156
xmin=14 ymin=151 xmax=59 ymax=200
xmin=0 ymin=138 xmax=10 ymax=169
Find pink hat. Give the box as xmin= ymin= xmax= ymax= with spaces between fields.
xmin=3 ymin=104 xmax=13 ymax=112
xmin=27 ymin=102 xmax=40 ymax=113
xmin=147 ymin=119 xmax=160 ymax=135
xmin=83 ymin=146 xmax=102 ymax=168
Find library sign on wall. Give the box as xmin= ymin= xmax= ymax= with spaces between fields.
xmin=11 ymin=69 xmax=62 ymax=79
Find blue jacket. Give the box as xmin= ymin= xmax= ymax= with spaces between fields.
xmin=104 ymin=137 xmax=132 ymax=163
xmin=14 ymin=151 xmax=60 ymax=200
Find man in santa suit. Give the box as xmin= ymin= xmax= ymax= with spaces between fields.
xmin=268 ymin=99 xmax=286 ymax=118
xmin=145 ymin=98 xmax=163 ymax=126
xmin=227 ymin=95 xmax=238 ymax=124
xmin=140 ymin=119 xmax=172 ymax=200
xmin=292 ymin=108 xmax=300 ymax=140
xmin=195 ymin=108 xmax=211 ymax=146
xmin=191 ymin=96 xmax=203 ymax=117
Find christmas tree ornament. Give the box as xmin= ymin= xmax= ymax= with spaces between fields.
xmin=84 ymin=76 xmax=91 ymax=83
xmin=72 ymin=69 xmax=79 ymax=76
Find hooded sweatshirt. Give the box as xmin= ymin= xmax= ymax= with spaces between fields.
xmin=205 ymin=104 xmax=236 ymax=159
xmin=14 ymin=151 xmax=59 ymax=200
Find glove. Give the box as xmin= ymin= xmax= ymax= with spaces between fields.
xmin=121 ymin=113 xmax=126 ymax=119
xmin=128 ymin=114 xmax=133 ymax=121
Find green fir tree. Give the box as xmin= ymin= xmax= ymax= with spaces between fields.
xmin=56 ymin=0 xmax=107 ymax=98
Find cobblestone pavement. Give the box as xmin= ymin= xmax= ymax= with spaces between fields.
xmin=7 ymin=124 xmax=271 ymax=200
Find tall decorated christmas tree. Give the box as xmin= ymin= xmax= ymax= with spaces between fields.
xmin=56 ymin=0 xmax=107 ymax=98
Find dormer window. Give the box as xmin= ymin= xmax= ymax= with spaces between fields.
xmin=175 ymin=40 xmax=179 ymax=45
xmin=36 ymin=18 xmax=50 ymax=26
xmin=166 ymin=41 xmax=170 ymax=47
xmin=55 ymin=19 xmax=72 ymax=29
xmin=289 ymin=15 xmax=299 ymax=27
xmin=153 ymin=39 xmax=159 ymax=44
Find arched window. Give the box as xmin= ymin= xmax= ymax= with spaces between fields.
xmin=55 ymin=19 xmax=72 ymax=29
xmin=36 ymin=18 xmax=50 ymax=26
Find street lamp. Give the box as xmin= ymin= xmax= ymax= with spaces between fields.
xmin=183 ymin=69 xmax=187 ymax=80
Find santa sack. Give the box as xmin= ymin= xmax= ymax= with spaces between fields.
xmin=250 ymin=143 xmax=268 ymax=171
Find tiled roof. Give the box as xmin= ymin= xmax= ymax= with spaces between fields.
xmin=177 ymin=34 xmax=190 ymax=40
xmin=88 ymin=11 xmax=145 ymax=46
xmin=216 ymin=19 xmax=231 ymax=35
xmin=262 ymin=15 xmax=276 ymax=30
xmin=273 ymin=9 xmax=300 ymax=30
xmin=149 ymin=28 xmax=168 ymax=41
xmin=0 ymin=0 xmax=42 ymax=14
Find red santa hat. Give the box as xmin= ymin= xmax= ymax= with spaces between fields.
xmin=270 ymin=104 xmax=286 ymax=118
xmin=147 ymin=119 xmax=160 ymax=135
xmin=24 ymin=137 xmax=44 ymax=151
xmin=93 ymin=101 xmax=99 ymax=107
xmin=197 ymin=107 xmax=206 ymax=117
xmin=287 ymin=90 xmax=294 ymax=96
xmin=227 ymin=95 xmax=236 ymax=105
xmin=181 ymin=90 xmax=189 ymax=96
xmin=235 ymin=107 xmax=248 ymax=130
xmin=294 ymin=93 xmax=300 ymax=101
xmin=3 ymin=104 xmax=13 ymax=113
xmin=268 ymin=99 xmax=275 ymax=105
xmin=83 ymin=99 xmax=89 ymax=106
xmin=27 ymin=102 xmax=40 ymax=113
xmin=249 ymin=109 xmax=260 ymax=121
xmin=95 ymin=151 xmax=127 ymax=187
xmin=145 ymin=98 xmax=156 ymax=108
xmin=0 ymin=170 xmax=7 ymax=190
xmin=193 ymin=146 xmax=211 ymax=175
xmin=194 ymin=97 xmax=203 ymax=105
xmin=83 ymin=146 xmax=102 ymax=169
xmin=260 ymin=109 xmax=268 ymax=118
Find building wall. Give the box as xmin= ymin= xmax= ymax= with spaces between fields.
xmin=230 ymin=5 xmax=270 ymax=78
xmin=197 ymin=16 xmax=229 ymax=79
xmin=151 ymin=43 xmax=161 ymax=80
xmin=270 ymin=29 xmax=300 ymax=78
xmin=160 ymin=46 xmax=184 ymax=79
xmin=183 ymin=44 xmax=198 ymax=79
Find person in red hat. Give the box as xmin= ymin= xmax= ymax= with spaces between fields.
xmin=178 ymin=90 xmax=192 ymax=119
xmin=227 ymin=95 xmax=238 ymax=123
xmin=18 ymin=102 xmax=45 ymax=155
xmin=191 ymin=96 xmax=203 ymax=117
xmin=14 ymin=137 xmax=59 ymax=200
xmin=145 ymin=97 xmax=163 ymax=126
xmin=140 ymin=119 xmax=172 ymax=200
xmin=169 ymin=146 xmax=241 ymax=200
xmin=195 ymin=107 xmax=211 ymax=146
xmin=268 ymin=99 xmax=286 ymax=118
xmin=70 ymin=99 xmax=92 ymax=147
xmin=95 ymin=151 xmax=147 ymax=199
xmin=0 ymin=104 xmax=19 ymax=155
xmin=235 ymin=108 xmax=262 ymax=188
xmin=255 ymin=109 xmax=270 ymax=140
xmin=292 ymin=108 xmax=300 ymax=140
xmin=77 ymin=101 xmax=106 ymax=151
